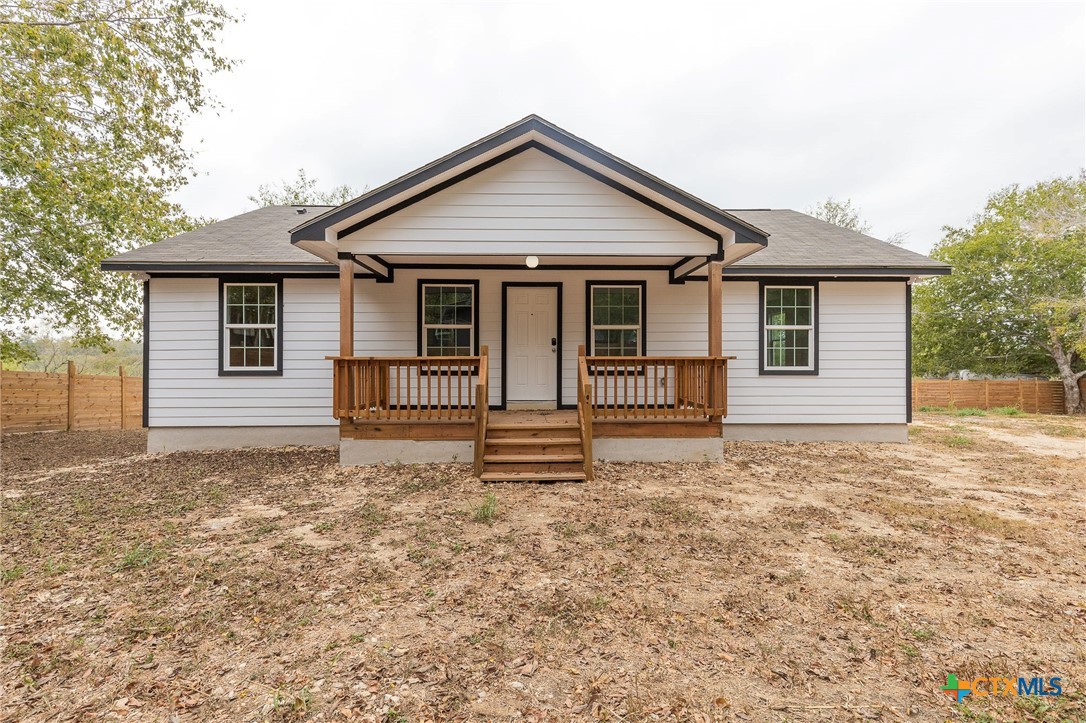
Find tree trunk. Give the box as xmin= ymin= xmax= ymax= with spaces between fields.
xmin=1048 ymin=331 xmax=1086 ymax=414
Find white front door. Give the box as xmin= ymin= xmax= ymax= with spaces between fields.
xmin=506 ymin=286 xmax=558 ymax=407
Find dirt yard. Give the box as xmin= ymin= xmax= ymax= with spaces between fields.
xmin=2 ymin=413 xmax=1084 ymax=722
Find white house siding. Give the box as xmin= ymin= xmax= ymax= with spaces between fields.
xmin=147 ymin=273 xmax=907 ymax=430
xmin=148 ymin=276 xmax=338 ymax=427
xmin=352 ymin=268 xmax=708 ymax=408
xmin=724 ymin=281 xmax=908 ymax=425
xmin=337 ymin=148 xmax=718 ymax=258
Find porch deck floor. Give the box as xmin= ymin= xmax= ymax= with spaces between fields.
xmin=488 ymin=410 xmax=577 ymax=426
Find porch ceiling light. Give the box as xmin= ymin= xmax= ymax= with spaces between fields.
xmin=525 ymin=255 xmax=539 ymax=269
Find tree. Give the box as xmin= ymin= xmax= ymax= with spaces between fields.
xmin=249 ymin=169 xmax=358 ymax=207
xmin=807 ymin=197 xmax=872 ymax=234
xmin=912 ymin=174 xmax=1086 ymax=413
xmin=807 ymin=197 xmax=906 ymax=245
xmin=0 ymin=0 xmax=235 ymax=362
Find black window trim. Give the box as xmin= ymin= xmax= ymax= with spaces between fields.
xmin=759 ymin=279 xmax=819 ymax=376
xmin=218 ymin=276 xmax=285 ymax=377
xmin=584 ymin=280 xmax=648 ymax=357
xmin=416 ymin=278 xmax=481 ymax=357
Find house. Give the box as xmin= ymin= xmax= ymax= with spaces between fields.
xmin=103 ymin=115 xmax=950 ymax=480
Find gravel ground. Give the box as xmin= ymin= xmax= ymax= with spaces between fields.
xmin=1 ymin=415 xmax=1084 ymax=722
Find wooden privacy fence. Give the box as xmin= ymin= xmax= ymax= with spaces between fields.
xmin=911 ymin=378 xmax=1073 ymax=415
xmin=1 ymin=362 xmax=142 ymax=433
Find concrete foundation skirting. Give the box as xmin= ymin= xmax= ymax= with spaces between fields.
xmin=593 ymin=436 xmax=724 ymax=463
xmin=147 ymin=426 xmax=338 ymax=453
xmin=723 ymin=423 xmax=909 ymax=443
xmin=340 ymin=439 xmax=474 ymax=466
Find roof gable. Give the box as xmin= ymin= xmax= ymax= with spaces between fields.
xmin=336 ymin=145 xmax=720 ymax=257
xmin=289 ymin=115 xmax=769 ymax=251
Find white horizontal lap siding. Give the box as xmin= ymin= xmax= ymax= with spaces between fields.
xmin=357 ymin=269 xmax=710 ymax=408
xmin=147 ymin=277 xmax=338 ymax=427
xmin=338 ymin=148 xmax=717 ymax=257
xmin=723 ymin=281 xmax=907 ymax=424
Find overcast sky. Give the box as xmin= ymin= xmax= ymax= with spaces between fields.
xmin=174 ymin=0 xmax=1085 ymax=256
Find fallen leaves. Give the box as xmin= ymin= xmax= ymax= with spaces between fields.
xmin=2 ymin=418 xmax=1085 ymax=721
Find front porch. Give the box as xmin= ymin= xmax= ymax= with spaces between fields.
xmin=330 ymin=337 xmax=732 ymax=478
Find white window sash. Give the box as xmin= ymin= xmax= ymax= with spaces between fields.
xmin=421 ymin=284 xmax=475 ymax=356
xmin=763 ymin=285 xmax=813 ymax=370
xmin=589 ymin=286 xmax=642 ymax=355
xmin=223 ymin=283 xmax=278 ymax=370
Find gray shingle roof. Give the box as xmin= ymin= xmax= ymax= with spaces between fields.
xmin=102 ymin=206 xmax=336 ymax=270
xmin=103 ymin=205 xmax=949 ymax=275
xmin=725 ymin=209 xmax=949 ymax=273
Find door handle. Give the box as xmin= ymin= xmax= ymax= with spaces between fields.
xmin=551 ymin=337 xmax=557 ymax=353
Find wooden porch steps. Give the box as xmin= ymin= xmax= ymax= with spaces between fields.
xmin=480 ymin=471 xmax=587 ymax=483
xmin=479 ymin=418 xmax=586 ymax=482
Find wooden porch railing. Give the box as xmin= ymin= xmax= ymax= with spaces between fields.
xmin=473 ymin=348 xmax=489 ymax=476
xmin=582 ymin=354 xmax=732 ymax=420
xmin=329 ymin=348 xmax=488 ymax=422
xmin=576 ymin=345 xmax=594 ymax=481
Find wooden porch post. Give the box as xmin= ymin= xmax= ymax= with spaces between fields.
xmin=339 ymin=257 xmax=355 ymax=357
xmin=708 ymin=260 xmax=723 ymax=422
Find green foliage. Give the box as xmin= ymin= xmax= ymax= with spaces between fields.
xmin=471 ymin=492 xmax=498 ymax=524
xmin=249 ymin=168 xmax=358 ymax=207
xmin=990 ymin=406 xmax=1023 ymax=416
xmin=912 ymin=174 xmax=1086 ymax=412
xmin=1 ymin=334 xmax=142 ymax=373
xmin=0 ymin=0 xmax=235 ymax=356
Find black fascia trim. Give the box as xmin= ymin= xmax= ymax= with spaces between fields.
xmin=585 ymin=280 xmax=648 ymax=357
xmin=218 ymin=276 xmax=285 ymax=377
xmin=527 ymin=122 xmax=766 ymax=244
xmin=391 ymin=261 xmax=674 ymax=272
xmin=416 ymin=278 xmax=482 ymax=358
xmin=721 ymin=273 xmax=916 ymax=282
xmin=906 ymin=282 xmax=913 ymax=424
xmin=724 ymin=266 xmax=951 ymax=277
xmin=102 ymin=262 xmax=335 ymax=274
xmin=149 ymin=272 xmax=374 ymax=280
xmin=290 ymin=116 xmax=769 ymax=245
xmin=291 ymin=119 xmax=549 ymax=241
xmin=142 ymin=280 xmax=150 ymax=428
xmin=500 ymin=282 xmax=563 ymax=410
xmin=335 ymin=140 xmax=724 ymax=243
xmin=758 ymin=279 xmax=819 ymax=376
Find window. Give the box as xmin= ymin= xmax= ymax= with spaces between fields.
xmin=762 ymin=284 xmax=816 ymax=373
xmin=221 ymin=282 xmax=281 ymax=374
xmin=587 ymin=282 xmax=645 ymax=356
xmin=419 ymin=282 xmax=478 ymax=356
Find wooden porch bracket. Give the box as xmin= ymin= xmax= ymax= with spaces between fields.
xmin=669 ymin=255 xmax=709 ymax=284
xmin=352 ymin=254 xmax=394 ymax=283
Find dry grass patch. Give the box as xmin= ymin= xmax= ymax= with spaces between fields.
xmin=860 ymin=497 xmax=1038 ymax=542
